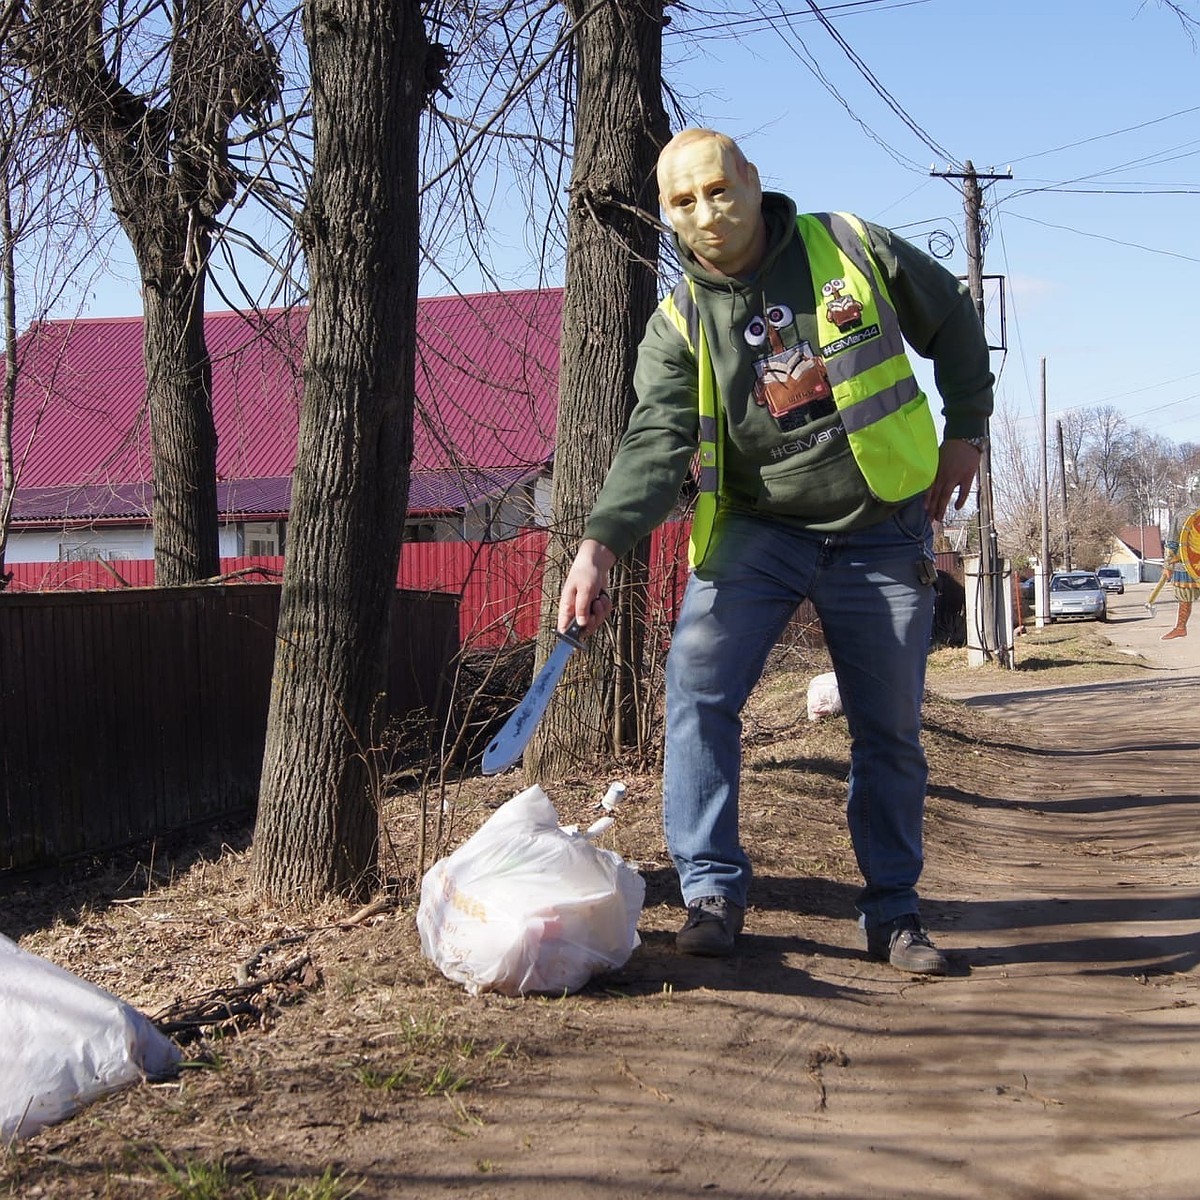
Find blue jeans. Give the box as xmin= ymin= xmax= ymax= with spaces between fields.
xmin=663 ymin=498 xmax=936 ymax=929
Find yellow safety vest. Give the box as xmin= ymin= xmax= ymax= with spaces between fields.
xmin=659 ymin=212 xmax=939 ymax=567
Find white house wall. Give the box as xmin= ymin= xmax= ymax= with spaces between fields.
xmin=532 ymin=475 xmax=553 ymax=525
xmin=9 ymin=524 xmax=248 ymax=562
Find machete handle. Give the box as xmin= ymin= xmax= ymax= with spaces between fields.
xmin=556 ymin=619 xmax=585 ymax=650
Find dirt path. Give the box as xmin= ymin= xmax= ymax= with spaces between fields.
xmin=409 ymin=583 xmax=1200 ymax=1200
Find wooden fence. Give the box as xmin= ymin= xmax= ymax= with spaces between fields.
xmin=0 ymin=584 xmax=458 ymax=872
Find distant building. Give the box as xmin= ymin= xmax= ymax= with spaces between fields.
xmin=1106 ymin=524 xmax=1165 ymax=583
xmin=6 ymin=290 xmax=563 ymax=563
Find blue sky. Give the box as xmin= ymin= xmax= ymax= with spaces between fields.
xmin=70 ymin=0 xmax=1200 ymax=452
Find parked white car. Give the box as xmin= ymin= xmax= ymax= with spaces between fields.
xmin=1049 ymin=571 xmax=1108 ymax=622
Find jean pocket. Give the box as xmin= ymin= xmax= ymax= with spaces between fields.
xmin=890 ymin=496 xmax=932 ymax=547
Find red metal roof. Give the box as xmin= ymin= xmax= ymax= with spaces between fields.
xmin=1116 ymin=524 xmax=1164 ymax=560
xmin=10 ymin=289 xmax=563 ymax=497
xmin=11 ymin=467 xmax=545 ymax=523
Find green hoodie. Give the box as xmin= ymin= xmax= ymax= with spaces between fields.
xmin=583 ymin=192 xmax=994 ymax=559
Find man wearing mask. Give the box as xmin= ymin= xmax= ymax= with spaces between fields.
xmin=559 ymin=128 xmax=993 ymax=974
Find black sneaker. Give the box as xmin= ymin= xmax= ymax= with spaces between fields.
xmin=864 ymin=913 xmax=947 ymax=975
xmin=676 ymin=896 xmax=745 ymax=957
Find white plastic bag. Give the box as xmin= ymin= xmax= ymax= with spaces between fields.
xmin=0 ymin=932 xmax=181 ymax=1142
xmin=806 ymin=671 xmax=842 ymax=721
xmin=417 ymin=784 xmax=645 ymax=996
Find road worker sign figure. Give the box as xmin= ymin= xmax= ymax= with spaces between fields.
xmin=1160 ymin=507 xmax=1200 ymax=640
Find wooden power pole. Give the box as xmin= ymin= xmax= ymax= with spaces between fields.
xmin=931 ymin=159 xmax=1013 ymax=666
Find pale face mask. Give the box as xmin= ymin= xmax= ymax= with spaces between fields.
xmin=658 ymin=137 xmax=764 ymax=276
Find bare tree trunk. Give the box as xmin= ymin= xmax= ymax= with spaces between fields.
xmin=252 ymin=0 xmax=429 ymax=904
xmin=140 ymin=249 xmax=220 ymax=585
xmin=0 ymin=139 xmax=15 ymax=588
xmin=524 ymin=0 xmax=667 ymax=780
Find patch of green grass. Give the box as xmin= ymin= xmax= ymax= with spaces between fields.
xmin=347 ymin=1030 xmax=512 ymax=1103
xmin=153 ymin=1150 xmax=360 ymax=1199
xmin=422 ymin=1063 xmax=470 ymax=1097
xmin=394 ymin=1008 xmax=450 ymax=1052
xmin=353 ymin=1063 xmax=415 ymax=1090
xmin=154 ymin=1148 xmax=238 ymax=1197
xmin=272 ymin=1166 xmax=363 ymax=1199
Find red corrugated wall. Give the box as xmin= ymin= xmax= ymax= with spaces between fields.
xmin=3 ymin=523 xmax=693 ymax=647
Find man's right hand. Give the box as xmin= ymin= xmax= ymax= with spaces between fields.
xmin=559 ymin=539 xmax=618 ymax=633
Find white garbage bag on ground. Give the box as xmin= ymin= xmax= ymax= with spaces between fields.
xmin=806 ymin=671 xmax=843 ymax=721
xmin=0 ymin=932 xmax=181 ymax=1142
xmin=417 ymin=784 xmax=645 ymax=997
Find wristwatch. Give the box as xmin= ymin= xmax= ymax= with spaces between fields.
xmin=956 ymin=435 xmax=988 ymax=453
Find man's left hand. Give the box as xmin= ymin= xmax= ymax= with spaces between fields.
xmin=925 ymin=439 xmax=983 ymax=522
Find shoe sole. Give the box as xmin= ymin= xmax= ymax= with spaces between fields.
xmin=676 ymin=933 xmax=737 ymax=957
xmin=676 ymin=941 xmax=736 ymax=958
xmin=887 ymin=954 xmax=947 ymax=975
xmin=864 ymin=936 xmax=948 ymax=975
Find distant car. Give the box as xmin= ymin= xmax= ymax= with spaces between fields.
xmin=1048 ymin=571 xmax=1108 ymax=622
xmin=1096 ymin=567 xmax=1125 ymax=594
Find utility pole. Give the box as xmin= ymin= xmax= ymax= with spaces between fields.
xmin=1038 ymin=356 xmax=1050 ymax=626
xmin=931 ymin=159 xmax=1013 ymax=666
xmin=1057 ymin=419 xmax=1072 ymax=571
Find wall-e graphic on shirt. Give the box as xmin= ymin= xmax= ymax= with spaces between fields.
xmin=821 ymin=277 xmax=864 ymax=330
xmin=746 ymin=303 xmax=836 ymax=434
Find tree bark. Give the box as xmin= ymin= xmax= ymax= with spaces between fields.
xmin=524 ymin=0 xmax=668 ymax=780
xmin=0 ymin=143 xmax=16 ymax=586
xmin=140 ymin=248 xmax=220 ymax=585
xmin=252 ymin=0 xmax=427 ymax=904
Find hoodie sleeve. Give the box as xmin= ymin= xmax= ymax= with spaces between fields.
xmin=862 ymin=219 xmax=995 ymax=441
xmin=582 ymin=307 xmax=703 ymax=559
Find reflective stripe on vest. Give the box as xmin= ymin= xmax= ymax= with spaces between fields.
xmin=659 ymin=212 xmax=938 ymax=567
xmin=659 ymin=280 xmax=720 ymax=568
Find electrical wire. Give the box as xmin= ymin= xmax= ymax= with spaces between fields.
xmin=800 ymin=0 xmax=955 ymax=164
xmin=768 ymin=8 xmax=927 ymax=174
xmin=998 ymin=210 xmax=1200 ymax=265
xmin=672 ymin=0 xmax=932 ymax=40
xmin=1003 ymin=105 xmax=1200 ymax=166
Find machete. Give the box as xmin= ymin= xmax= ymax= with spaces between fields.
xmin=481 ymin=621 xmax=586 ymax=774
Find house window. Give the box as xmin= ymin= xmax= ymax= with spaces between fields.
xmin=243 ymin=521 xmax=280 ymax=556
xmin=404 ymin=522 xmax=438 ymax=543
xmin=59 ymin=543 xmax=130 ymax=562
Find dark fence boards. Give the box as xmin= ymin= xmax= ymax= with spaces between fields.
xmin=0 ymin=584 xmax=458 ymax=871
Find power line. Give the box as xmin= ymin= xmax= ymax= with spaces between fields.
xmin=673 ymin=0 xmax=931 ymax=40
xmin=999 ymin=211 xmax=1200 ymax=264
xmin=1003 ymin=105 xmax=1200 ymax=166
xmin=802 ymin=0 xmax=954 ymax=163
xmin=1003 ymin=140 xmax=1200 ymax=201
xmin=769 ymin=11 xmax=928 ymax=174
xmin=1013 ymin=187 xmax=1200 ymax=195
